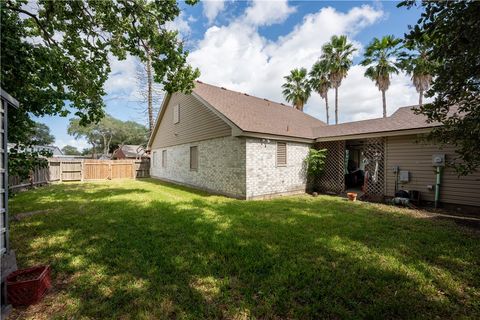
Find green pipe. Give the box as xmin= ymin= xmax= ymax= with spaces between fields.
xmin=434 ymin=166 xmax=442 ymax=208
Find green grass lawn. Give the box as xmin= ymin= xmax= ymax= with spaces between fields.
xmin=8 ymin=179 xmax=480 ymax=319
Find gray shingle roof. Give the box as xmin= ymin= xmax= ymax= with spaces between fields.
xmin=312 ymin=106 xmax=440 ymax=139
xmin=120 ymin=145 xmax=146 ymax=158
xmin=193 ymin=81 xmax=326 ymax=139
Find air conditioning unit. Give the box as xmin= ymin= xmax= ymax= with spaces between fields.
xmin=432 ymin=154 xmax=445 ymax=167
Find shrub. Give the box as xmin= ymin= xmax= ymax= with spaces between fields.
xmin=306 ymin=148 xmax=327 ymax=177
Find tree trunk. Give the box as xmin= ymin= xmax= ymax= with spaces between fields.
xmin=102 ymin=135 xmax=108 ymax=155
xmin=146 ymin=51 xmax=154 ymax=134
xmin=419 ymin=89 xmax=423 ymax=107
xmin=382 ymin=89 xmax=387 ymax=118
xmin=107 ymin=135 xmax=112 ymax=157
xmin=325 ymin=93 xmax=329 ymax=125
xmin=335 ymin=87 xmax=338 ymax=124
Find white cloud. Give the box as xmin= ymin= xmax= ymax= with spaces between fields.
xmin=165 ymin=12 xmax=192 ymax=36
xmin=188 ymin=4 xmax=424 ymax=124
xmin=245 ymin=0 xmax=296 ymax=26
xmin=104 ymin=54 xmax=140 ymax=97
xmin=203 ymin=0 xmax=226 ymax=24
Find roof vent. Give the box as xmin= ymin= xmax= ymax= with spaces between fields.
xmin=244 ymin=93 xmax=249 ymax=96
xmin=263 ymin=98 xmax=269 ymax=101
xmin=221 ymin=87 xmax=227 ymax=90
xmin=196 ymin=80 xmax=203 ymax=83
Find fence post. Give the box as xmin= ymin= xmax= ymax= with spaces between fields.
xmin=108 ymin=161 xmax=112 ymax=180
xmin=59 ymin=161 xmax=63 ymax=182
xmin=132 ymin=160 xmax=136 ymax=179
xmin=80 ymin=160 xmax=84 ymax=182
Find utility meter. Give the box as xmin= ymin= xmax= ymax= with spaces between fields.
xmin=432 ymin=154 xmax=445 ymax=167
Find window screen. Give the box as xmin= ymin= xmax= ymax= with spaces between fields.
xmin=190 ymin=146 xmax=198 ymax=171
xmin=162 ymin=150 xmax=167 ymax=168
xmin=152 ymin=151 xmax=157 ymax=166
xmin=276 ymin=142 xmax=287 ymax=166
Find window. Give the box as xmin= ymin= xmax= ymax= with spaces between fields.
xmin=190 ymin=146 xmax=198 ymax=171
xmin=173 ymin=104 xmax=180 ymax=124
xmin=162 ymin=150 xmax=167 ymax=168
xmin=152 ymin=151 xmax=157 ymax=166
xmin=276 ymin=142 xmax=287 ymax=166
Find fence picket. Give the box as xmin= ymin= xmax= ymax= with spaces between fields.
xmin=9 ymin=158 xmax=150 ymax=189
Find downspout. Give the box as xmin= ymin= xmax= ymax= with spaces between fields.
xmin=434 ymin=166 xmax=442 ymax=209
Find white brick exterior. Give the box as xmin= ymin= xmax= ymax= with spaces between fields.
xmin=150 ymin=136 xmax=246 ymax=198
xmin=150 ymin=136 xmax=310 ymax=199
xmin=245 ymin=138 xmax=310 ymax=199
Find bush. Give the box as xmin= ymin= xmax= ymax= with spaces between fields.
xmin=306 ymin=148 xmax=327 ymax=177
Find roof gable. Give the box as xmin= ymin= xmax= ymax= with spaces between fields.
xmin=193 ymin=81 xmax=326 ymax=139
xmin=148 ymin=91 xmax=232 ymax=148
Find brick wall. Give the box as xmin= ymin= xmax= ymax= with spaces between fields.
xmin=150 ymin=136 xmax=246 ymax=198
xmin=245 ymin=138 xmax=310 ymax=199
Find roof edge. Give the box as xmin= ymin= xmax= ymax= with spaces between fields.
xmin=238 ymin=131 xmax=315 ymax=143
xmin=147 ymin=93 xmax=171 ymax=149
xmin=191 ymin=92 xmax=243 ymax=132
xmin=315 ymin=127 xmax=437 ymax=142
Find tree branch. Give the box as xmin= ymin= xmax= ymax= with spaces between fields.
xmin=5 ymin=1 xmax=58 ymax=47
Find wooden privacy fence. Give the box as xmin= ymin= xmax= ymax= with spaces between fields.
xmin=49 ymin=158 xmax=150 ymax=181
xmin=8 ymin=166 xmax=50 ymax=190
xmin=9 ymin=158 xmax=150 ymax=189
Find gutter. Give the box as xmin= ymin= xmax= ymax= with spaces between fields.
xmin=315 ymin=127 xmax=436 ymax=142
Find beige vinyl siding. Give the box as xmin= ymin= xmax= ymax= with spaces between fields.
xmin=151 ymin=93 xmax=231 ymax=148
xmin=385 ymin=135 xmax=480 ymax=207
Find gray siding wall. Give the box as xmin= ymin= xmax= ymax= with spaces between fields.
xmin=245 ymin=138 xmax=310 ymax=199
xmin=150 ymin=136 xmax=246 ymax=198
xmin=386 ymin=135 xmax=480 ymax=207
xmin=150 ymin=93 xmax=231 ymax=149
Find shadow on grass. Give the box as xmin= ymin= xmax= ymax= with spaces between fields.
xmin=8 ymin=180 xmax=480 ymax=319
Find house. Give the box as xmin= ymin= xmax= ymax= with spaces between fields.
xmin=7 ymin=143 xmax=63 ymax=156
xmin=112 ymin=145 xmax=148 ymax=160
xmin=148 ymin=81 xmax=480 ymax=208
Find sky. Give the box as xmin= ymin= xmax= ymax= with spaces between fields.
xmin=34 ymin=0 xmax=425 ymax=151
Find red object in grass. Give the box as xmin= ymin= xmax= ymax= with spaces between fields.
xmin=6 ymin=265 xmax=52 ymax=306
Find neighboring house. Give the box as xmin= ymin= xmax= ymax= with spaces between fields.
xmin=7 ymin=143 xmax=63 ymax=156
xmin=148 ymin=81 xmax=480 ymax=208
xmin=51 ymin=155 xmax=88 ymax=160
xmin=112 ymin=145 xmax=148 ymax=160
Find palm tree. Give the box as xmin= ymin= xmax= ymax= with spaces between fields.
xmin=321 ymin=35 xmax=356 ymax=124
xmin=361 ymin=35 xmax=402 ymax=118
xmin=309 ymin=59 xmax=331 ymax=124
xmin=400 ymin=39 xmax=435 ymax=107
xmin=282 ymin=68 xmax=311 ymax=111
